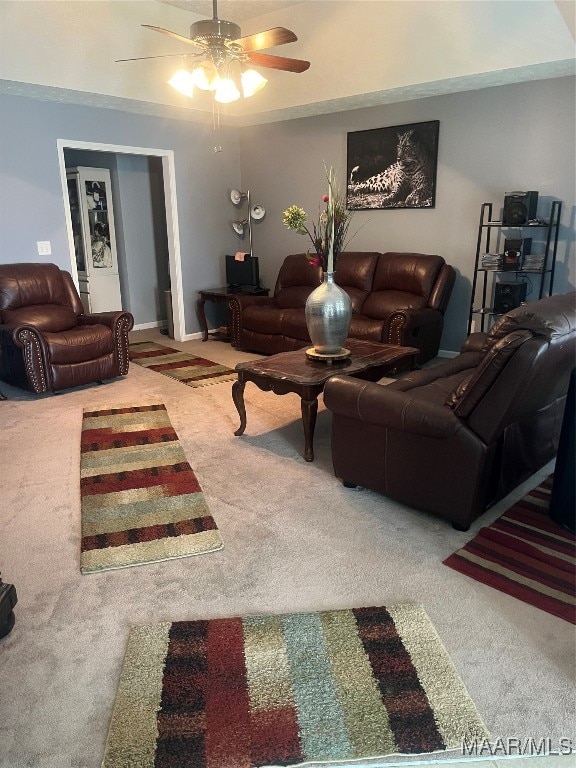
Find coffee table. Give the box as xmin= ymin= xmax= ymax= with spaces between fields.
xmin=232 ymin=339 xmax=418 ymax=462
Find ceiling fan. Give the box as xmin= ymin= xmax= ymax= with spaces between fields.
xmin=117 ymin=0 xmax=310 ymax=103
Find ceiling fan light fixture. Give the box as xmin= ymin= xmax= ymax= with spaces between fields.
xmin=191 ymin=60 xmax=219 ymax=91
xmin=168 ymin=69 xmax=195 ymax=98
xmin=215 ymin=76 xmax=241 ymax=104
xmin=241 ymin=68 xmax=267 ymax=98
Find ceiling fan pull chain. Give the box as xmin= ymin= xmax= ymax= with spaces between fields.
xmin=213 ymin=101 xmax=222 ymax=152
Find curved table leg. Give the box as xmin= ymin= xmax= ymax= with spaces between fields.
xmin=301 ymin=397 xmax=318 ymax=462
xmin=196 ymin=295 xmax=209 ymax=342
xmin=232 ymin=379 xmax=247 ymax=436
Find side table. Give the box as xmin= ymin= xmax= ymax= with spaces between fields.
xmin=197 ymin=286 xmax=269 ymax=342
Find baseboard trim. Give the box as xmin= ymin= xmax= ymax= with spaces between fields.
xmin=132 ymin=320 xmax=167 ymax=331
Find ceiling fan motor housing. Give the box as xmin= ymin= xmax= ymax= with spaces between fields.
xmin=190 ymin=19 xmax=241 ymax=45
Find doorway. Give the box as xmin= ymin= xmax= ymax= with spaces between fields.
xmin=57 ymin=139 xmax=185 ymax=341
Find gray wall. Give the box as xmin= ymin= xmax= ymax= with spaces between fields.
xmin=0 ymin=93 xmax=241 ymax=335
xmin=1 ymin=77 xmax=574 ymax=347
xmin=240 ymin=76 xmax=576 ymax=352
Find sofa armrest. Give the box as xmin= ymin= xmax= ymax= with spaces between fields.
xmin=0 ymin=323 xmax=51 ymax=392
xmin=77 ymin=311 xmax=134 ymax=330
xmin=460 ymin=332 xmax=488 ymax=354
xmin=77 ymin=312 xmax=134 ymax=374
xmin=324 ymin=375 xmax=464 ymax=438
xmin=227 ymin=295 xmax=277 ymax=347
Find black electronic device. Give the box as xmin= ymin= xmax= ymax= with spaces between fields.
xmin=502 ymin=191 xmax=539 ymax=226
xmin=494 ymin=281 xmax=527 ymax=313
xmin=225 ymin=254 xmax=260 ymax=291
xmin=0 ymin=574 xmax=17 ymax=639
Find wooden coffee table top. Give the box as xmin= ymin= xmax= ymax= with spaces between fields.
xmin=235 ymin=339 xmax=418 ymax=385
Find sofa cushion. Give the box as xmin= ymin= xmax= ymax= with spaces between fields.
xmin=274 ymin=254 xmax=321 ymax=309
xmin=371 ymin=252 xmax=444 ymax=296
xmin=335 ymin=252 xmax=380 ymax=313
xmin=280 ymin=308 xmax=309 ymax=341
xmin=44 ymin=324 xmax=114 ymax=364
xmin=241 ymin=305 xmax=285 ymax=335
xmin=362 ymin=289 xmax=427 ymax=320
xmin=448 ymin=329 xmax=533 ymax=417
xmin=348 ymin=314 xmax=387 ymax=341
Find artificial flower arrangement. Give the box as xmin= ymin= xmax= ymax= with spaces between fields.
xmin=282 ymin=165 xmax=355 ymax=273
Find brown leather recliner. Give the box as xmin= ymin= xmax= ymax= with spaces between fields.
xmin=229 ymin=251 xmax=455 ymax=362
xmin=324 ymin=292 xmax=576 ymax=530
xmin=0 ymin=263 xmax=134 ymax=393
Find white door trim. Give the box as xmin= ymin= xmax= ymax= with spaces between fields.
xmin=57 ymin=139 xmax=185 ymax=341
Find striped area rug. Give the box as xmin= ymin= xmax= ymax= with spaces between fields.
xmin=129 ymin=342 xmax=236 ymax=387
xmin=444 ymin=476 xmax=575 ymax=624
xmin=80 ymin=403 xmax=223 ymax=573
xmin=102 ymin=604 xmax=489 ymax=767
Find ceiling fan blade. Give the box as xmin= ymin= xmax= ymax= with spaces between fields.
xmin=247 ymin=52 xmax=310 ymax=73
xmin=116 ymin=53 xmax=199 ymax=62
xmin=142 ymin=24 xmax=200 ymax=48
xmin=234 ymin=27 xmax=297 ymax=53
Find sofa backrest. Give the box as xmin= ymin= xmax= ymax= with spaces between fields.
xmin=334 ymin=252 xmax=380 ymax=313
xmin=274 ymin=254 xmax=322 ymax=309
xmin=447 ymin=292 xmax=576 ymax=444
xmin=0 ymin=263 xmax=80 ymax=332
xmin=362 ymin=252 xmax=445 ymax=319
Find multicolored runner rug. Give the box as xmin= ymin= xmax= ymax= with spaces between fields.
xmin=444 ymin=476 xmax=575 ymax=624
xmin=80 ymin=403 xmax=223 ymax=573
xmin=102 ymin=604 xmax=489 ymax=767
xmin=129 ymin=342 xmax=236 ymax=387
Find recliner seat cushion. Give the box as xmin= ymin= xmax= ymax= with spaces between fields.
xmin=43 ymin=325 xmax=114 ymax=364
xmin=241 ymin=305 xmax=285 ymax=335
xmin=280 ymin=308 xmax=309 ymax=340
xmin=362 ymin=289 xmax=427 ymax=320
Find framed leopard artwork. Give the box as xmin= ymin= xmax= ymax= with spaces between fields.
xmin=347 ymin=120 xmax=439 ymax=210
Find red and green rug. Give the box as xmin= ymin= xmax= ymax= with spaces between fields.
xmin=129 ymin=342 xmax=236 ymax=387
xmin=444 ymin=476 xmax=575 ymax=623
xmin=102 ymin=604 xmax=489 ymax=767
xmin=80 ymin=403 xmax=223 ymax=573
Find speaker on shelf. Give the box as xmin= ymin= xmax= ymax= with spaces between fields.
xmin=502 ymin=191 xmax=539 ymax=226
xmin=494 ymin=281 xmax=527 ymax=314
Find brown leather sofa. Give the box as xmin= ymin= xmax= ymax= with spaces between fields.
xmin=0 ymin=263 xmax=134 ymax=393
xmin=229 ymin=251 xmax=455 ymax=363
xmin=324 ymin=292 xmax=576 ymax=530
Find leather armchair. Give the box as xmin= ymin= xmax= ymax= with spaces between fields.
xmin=0 ymin=263 xmax=134 ymax=393
xmin=324 ymin=292 xmax=576 ymax=530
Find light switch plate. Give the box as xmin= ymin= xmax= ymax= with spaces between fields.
xmin=37 ymin=241 xmax=52 ymax=256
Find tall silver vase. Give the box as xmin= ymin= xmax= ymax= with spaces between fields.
xmin=305 ymin=272 xmax=352 ymax=355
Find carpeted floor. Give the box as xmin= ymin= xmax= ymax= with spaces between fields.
xmin=0 ymin=329 xmax=574 ymax=768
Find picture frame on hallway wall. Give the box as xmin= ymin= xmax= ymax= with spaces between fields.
xmin=346 ymin=120 xmax=440 ymax=210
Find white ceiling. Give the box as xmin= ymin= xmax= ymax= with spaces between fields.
xmin=0 ymin=1 xmax=574 ymax=126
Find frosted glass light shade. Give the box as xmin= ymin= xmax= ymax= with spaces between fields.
xmin=191 ymin=61 xmax=219 ymax=91
xmin=215 ymin=77 xmax=241 ymax=104
xmin=241 ymin=69 xmax=267 ymax=97
xmin=168 ymin=70 xmax=195 ymax=98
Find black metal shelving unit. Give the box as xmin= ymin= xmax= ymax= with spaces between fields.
xmin=468 ymin=199 xmax=562 ymax=333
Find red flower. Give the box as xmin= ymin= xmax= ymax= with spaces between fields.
xmin=322 ymin=194 xmax=329 ymax=203
xmin=307 ymin=253 xmax=322 ymax=267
